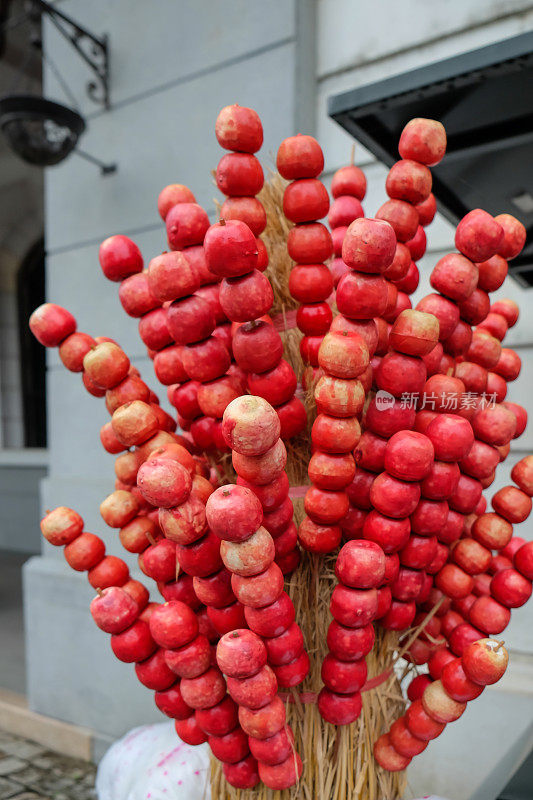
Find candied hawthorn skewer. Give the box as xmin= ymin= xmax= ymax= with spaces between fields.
xmin=208 ymin=395 xmax=309 ymax=687
xmin=377 ymin=118 xmax=447 ymax=299
xmin=375 ymin=638 xmax=509 ymax=771
xmin=328 ymin=151 xmax=366 ymax=288
xmin=305 ymin=218 xmax=396 ymax=553
xmin=368 ymin=311 xmax=441 ymax=631
xmin=277 ymin=134 xmax=333 ymax=366
xmin=163 ymin=200 xmax=248 ymax=452
xmin=211 ymin=108 xmax=306 ymax=439
xmin=215 ymin=104 xmax=268 ymax=271
xmin=204 ymin=217 xmax=307 ymax=442
xmin=318 ymin=539 xmax=384 ymax=726
xmin=217 ymin=630 xmax=302 ymax=790
xmin=299 ymin=326 xmax=370 ymax=554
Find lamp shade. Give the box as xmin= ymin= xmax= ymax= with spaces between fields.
xmin=0 ymin=95 xmax=85 ymax=166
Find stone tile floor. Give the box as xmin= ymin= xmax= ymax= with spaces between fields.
xmin=0 ymin=730 xmax=96 ymax=800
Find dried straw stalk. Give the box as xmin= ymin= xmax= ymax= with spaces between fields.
xmin=210 ymin=174 xmax=407 ymax=800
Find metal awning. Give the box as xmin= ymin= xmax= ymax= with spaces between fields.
xmin=328 ymin=32 xmax=533 ymax=286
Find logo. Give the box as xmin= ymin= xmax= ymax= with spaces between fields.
xmin=375 ymin=390 xmax=395 ymax=410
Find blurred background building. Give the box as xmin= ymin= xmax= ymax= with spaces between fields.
xmin=0 ymin=2 xmax=532 ymax=798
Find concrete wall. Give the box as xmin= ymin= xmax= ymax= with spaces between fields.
xmin=316 ymin=2 xmax=533 ymax=797
xmin=24 ymin=0 xmax=315 ymax=752
xmin=0 ymin=460 xmax=47 ymax=553
xmin=0 ymin=290 xmax=23 ymax=448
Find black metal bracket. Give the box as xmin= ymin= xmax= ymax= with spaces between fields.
xmin=75 ymin=147 xmax=117 ymax=176
xmin=30 ymin=0 xmax=110 ymax=108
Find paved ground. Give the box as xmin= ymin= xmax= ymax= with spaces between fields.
xmin=0 ymin=730 xmax=96 ymax=800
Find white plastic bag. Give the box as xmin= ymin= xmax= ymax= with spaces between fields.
xmin=96 ymin=721 xmax=211 ymax=800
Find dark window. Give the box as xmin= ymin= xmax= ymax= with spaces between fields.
xmin=17 ymin=237 xmax=46 ymax=447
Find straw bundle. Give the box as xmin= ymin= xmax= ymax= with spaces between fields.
xmin=210 ymin=173 xmax=408 ymax=800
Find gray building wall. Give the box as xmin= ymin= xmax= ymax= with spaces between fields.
xmin=0 ymin=459 xmax=47 ymax=553
xmin=24 ymin=0 xmax=315 ymax=754
xmin=0 ymin=290 xmax=24 ymax=448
